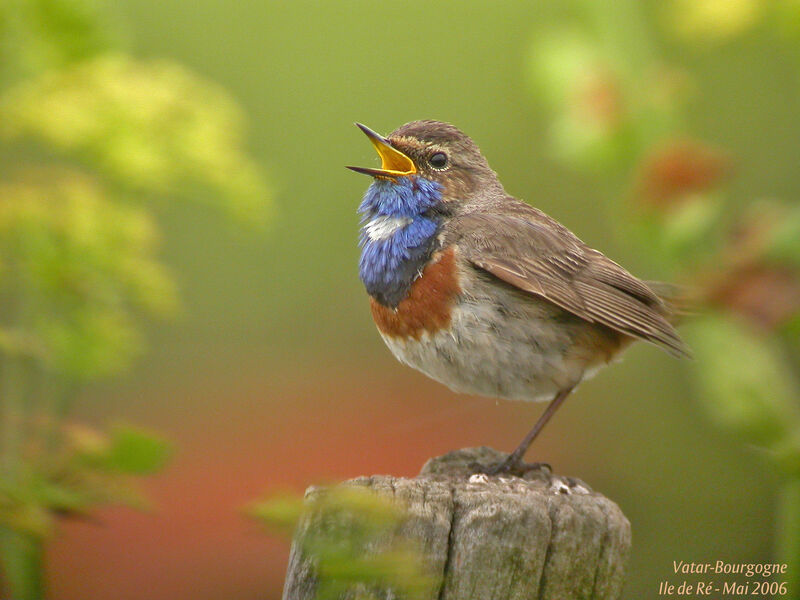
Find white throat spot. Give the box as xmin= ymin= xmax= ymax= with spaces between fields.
xmin=364 ymin=215 xmax=412 ymax=241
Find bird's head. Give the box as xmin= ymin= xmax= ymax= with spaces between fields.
xmin=349 ymin=121 xmax=500 ymax=306
xmin=347 ymin=120 xmax=501 ymax=204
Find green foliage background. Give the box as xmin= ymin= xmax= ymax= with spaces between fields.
xmin=0 ymin=0 xmax=269 ymax=597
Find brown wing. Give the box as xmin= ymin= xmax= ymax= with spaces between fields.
xmin=453 ymin=210 xmax=690 ymax=358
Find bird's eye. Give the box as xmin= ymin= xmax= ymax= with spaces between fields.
xmin=429 ymin=152 xmax=448 ymax=170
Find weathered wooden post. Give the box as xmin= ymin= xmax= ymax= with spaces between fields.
xmin=283 ymin=447 xmax=631 ymax=600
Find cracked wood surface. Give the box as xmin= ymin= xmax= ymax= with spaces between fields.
xmin=282 ymin=447 xmax=631 ymax=600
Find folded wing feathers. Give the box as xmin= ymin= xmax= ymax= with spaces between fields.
xmin=459 ymin=212 xmax=690 ymax=358
xmin=575 ymin=280 xmax=689 ymax=357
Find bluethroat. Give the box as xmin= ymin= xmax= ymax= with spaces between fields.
xmin=348 ymin=121 xmax=689 ymax=475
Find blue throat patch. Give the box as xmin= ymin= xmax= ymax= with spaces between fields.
xmin=358 ymin=176 xmax=444 ymax=308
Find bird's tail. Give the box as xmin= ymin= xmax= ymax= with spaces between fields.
xmin=645 ymin=280 xmax=697 ymax=326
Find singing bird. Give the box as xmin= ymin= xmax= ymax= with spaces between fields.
xmin=348 ymin=120 xmax=689 ymax=474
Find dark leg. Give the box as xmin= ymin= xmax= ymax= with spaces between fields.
xmin=488 ymin=386 xmax=574 ymax=475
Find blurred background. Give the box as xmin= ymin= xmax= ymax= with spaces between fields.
xmin=1 ymin=1 xmax=799 ymax=599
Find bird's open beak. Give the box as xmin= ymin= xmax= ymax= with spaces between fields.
xmin=346 ymin=123 xmax=417 ymax=178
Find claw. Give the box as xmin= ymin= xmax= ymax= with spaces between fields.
xmin=472 ymin=458 xmax=551 ymax=478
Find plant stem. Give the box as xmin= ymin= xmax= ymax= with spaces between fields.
xmin=1 ymin=356 xmax=24 ymax=479
xmin=46 ymin=377 xmax=76 ymax=453
xmin=0 ymin=337 xmax=44 ymax=599
xmin=776 ymin=479 xmax=800 ymax=600
xmin=0 ymin=528 xmax=44 ymax=600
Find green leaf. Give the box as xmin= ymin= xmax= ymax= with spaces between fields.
xmin=687 ymin=314 xmax=800 ymax=448
xmin=0 ymin=0 xmax=121 ymax=84
xmin=0 ymin=170 xmax=178 ymax=379
xmin=0 ymin=527 xmax=45 ymax=600
xmin=0 ymin=501 xmax=52 ymax=540
xmin=0 ymin=54 xmax=272 ymax=224
xmin=766 ymin=204 xmax=800 ymax=267
xmin=250 ymin=487 xmax=436 ymax=599
xmin=659 ymin=193 xmax=725 ymax=261
xmin=91 ymin=423 xmax=172 ymax=475
xmin=247 ymin=493 xmax=305 ymax=533
xmin=663 ymin=0 xmax=764 ymax=43
xmin=526 ymin=18 xmax=683 ymax=173
xmin=31 ymin=479 xmax=90 ymax=516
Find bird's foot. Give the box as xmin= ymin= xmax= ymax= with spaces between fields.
xmin=471 ymin=457 xmax=551 ymax=478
